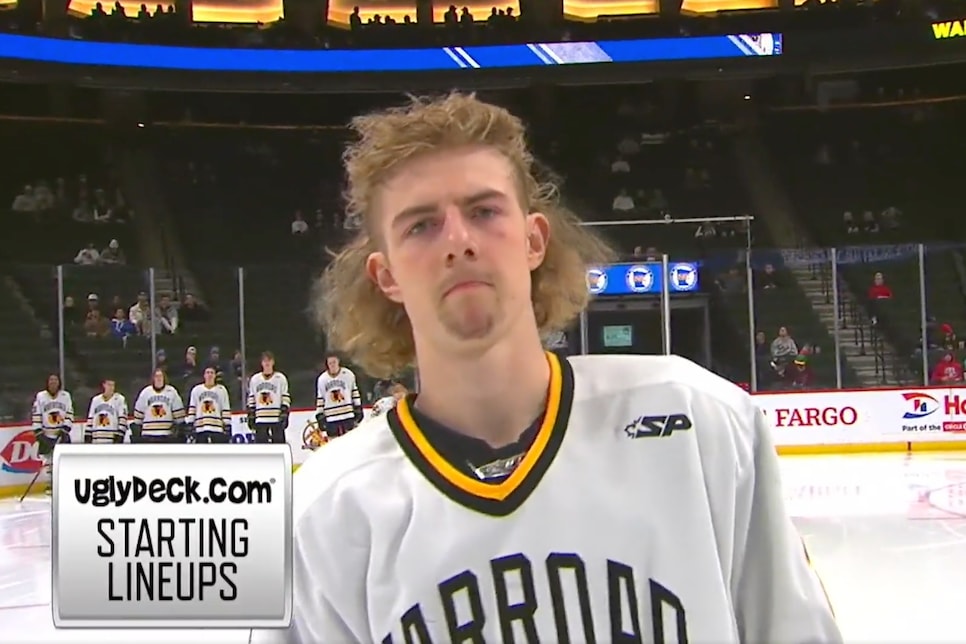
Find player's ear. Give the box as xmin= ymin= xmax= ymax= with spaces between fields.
xmin=366 ymin=251 xmax=404 ymax=304
xmin=525 ymin=212 xmax=550 ymax=271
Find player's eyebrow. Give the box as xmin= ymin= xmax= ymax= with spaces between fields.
xmin=390 ymin=189 xmax=510 ymax=231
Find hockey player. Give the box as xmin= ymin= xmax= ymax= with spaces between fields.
xmin=131 ymin=368 xmax=187 ymax=443
xmin=247 ymin=351 xmax=290 ymax=444
xmin=369 ymin=381 xmax=407 ymax=418
xmin=84 ymin=379 xmax=127 ymax=444
xmin=314 ymin=353 xmax=362 ymax=437
xmin=187 ymin=366 xmax=232 ymax=444
xmin=31 ymin=374 xmax=73 ymax=495
xmin=251 ymin=94 xmax=840 ymax=643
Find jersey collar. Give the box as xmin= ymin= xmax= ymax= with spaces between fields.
xmin=388 ymin=351 xmax=574 ymax=517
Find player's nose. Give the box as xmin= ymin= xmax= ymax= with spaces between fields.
xmin=441 ymin=208 xmax=478 ymax=264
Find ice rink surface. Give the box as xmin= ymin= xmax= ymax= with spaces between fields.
xmin=1 ymin=452 xmax=965 ymax=642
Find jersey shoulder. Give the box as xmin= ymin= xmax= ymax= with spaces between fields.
xmin=567 ymin=354 xmax=758 ymax=442
xmin=292 ymin=415 xmax=401 ymax=525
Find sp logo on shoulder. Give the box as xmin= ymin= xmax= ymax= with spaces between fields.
xmin=51 ymin=443 xmax=292 ymax=629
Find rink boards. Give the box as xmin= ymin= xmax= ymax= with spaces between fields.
xmin=2 ymin=386 xmax=966 ymax=497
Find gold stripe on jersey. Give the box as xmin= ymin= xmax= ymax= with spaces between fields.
xmin=389 ymin=351 xmax=574 ymax=517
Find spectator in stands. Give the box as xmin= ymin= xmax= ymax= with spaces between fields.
xmin=610 ymin=156 xmax=630 ymax=174
xmin=291 ymin=210 xmax=309 ymax=235
xmin=612 ymin=188 xmax=635 ymax=213
xmin=110 ymin=307 xmax=137 ymax=341
xmin=770 ymin=326 xmax=798 ymax=365
xmin=867 ymin=272 xmax=892 ymax=301
xmin=156 ymin=349 xmax=169 ymax=374
xmin=617 ymin=135 xmax=639 ymax=157
xmin=717 ymin=267 xmax=745 ymax=294
xmin=86 ymin=293 xmax=101 ymax=315
xmin=229 ymin=349 xmax=244 ymax=396
xmin=72 ymin=199 xmax=93 ymax=223
xmin=100 ymin=239 xmax=126 ymax=265
xmin=756 ymin=263 xmax=780 ymax=290
xmin=83 ymin=309 xmax=110 ymax=338
xmin=843 ymin=211 xmax=859 ymax=235
xmin=74 ymin=243 xmax=100 ymax=265
xmin=931 ymin=352 xmax=964 ymax=384
xmin=180 ymin=346 xmax=202 ymax=391
xmin=785 ymin=354 xmax=814 ymax=390
xmin=129 ymin=292 xmax=151 ymax=335
xmin=32 ymin=181 xmax=54 ymax=212
xmin=62 ymin=296 xmax=82 ymax=329
xmin=205 ymin=346 xmax=226 ymax=384
xmin=93 ymin=189 xmax=113 ymax=223
xmin=866 ymin=271 xmax=893 ymax=324
xmin=880 ymin=205 xmax=901 ymax=231
xmin=54 ymin=178 xmax=68 ymax=209
xmin=178 ymin=293 xmax=209 ymax=329
xmin=861 ymin=210 xmax=879 ymax=234
xmin=155 ymin=294 xmax=179 ymax=334
xmin=940 ymin=323 xmax=960 ymax=352
xmin=12 ymin=185 xmax=38 ymax=215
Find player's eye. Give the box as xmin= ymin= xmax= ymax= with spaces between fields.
xmin=405 ymin=218 xmax=434 ymax=238
xmin=472 ymin=206 xmax=500 ymax=220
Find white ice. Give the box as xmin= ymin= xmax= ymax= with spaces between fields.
xmin=1 ymin=452 xmax=965 ymax=642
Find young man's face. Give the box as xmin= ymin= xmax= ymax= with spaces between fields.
xmin=367 ymin=146 xmax=549 ymax=352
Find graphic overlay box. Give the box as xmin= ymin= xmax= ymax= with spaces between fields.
xmin=52 ymin=444 xmax=292 ymax=629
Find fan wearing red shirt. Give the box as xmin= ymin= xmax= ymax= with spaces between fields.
xmin=867 ymin=272 xmax=893 ymax=300
xmin=931 ymin=353 xmax=964 ymax=385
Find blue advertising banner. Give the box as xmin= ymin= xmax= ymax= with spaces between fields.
xmin=0 ymin=32 xmax=781 ymax=72
xmin=586 ymin=262 xmax=700 ymax=297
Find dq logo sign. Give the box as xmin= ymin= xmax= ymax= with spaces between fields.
xmin=0 ymin=430 xmax=43 ymax=474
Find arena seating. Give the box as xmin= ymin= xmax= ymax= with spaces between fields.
xmin=765 ymin=98 xmax=966 ymax=383
xmin=5 ymin=75 xmax=966 ymax=421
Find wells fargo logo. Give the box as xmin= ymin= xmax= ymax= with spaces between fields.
xmin=932 ymin=20 xmax=966 ymax=39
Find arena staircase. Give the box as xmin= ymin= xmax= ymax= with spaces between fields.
xmin=0 ymin=271 xmax=87 ymax=421
xmin=733 ymin=125 xmax=901 ymax=387
xmin=114 ymin=146 xmax=205 ymax=303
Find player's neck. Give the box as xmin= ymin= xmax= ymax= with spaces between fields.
xmin=414 ymin=334 xmax=549 ymax=449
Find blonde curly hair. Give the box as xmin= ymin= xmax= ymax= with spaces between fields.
xmin=312 ymin=92 xmax=615 ymax=378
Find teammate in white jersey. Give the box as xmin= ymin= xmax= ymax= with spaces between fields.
xmin=247 ymin=351 xmax=291 ymax=444
xmin=252 ymin=94 xmax=840 ymax=643
xmin=31 ymin=374 xmax=73 ymax=494
xmin=131 ymin=368 xmax=187 ymax=443
xmin=187 ymin=366 xmax=232 ymax=443
xmin=369 ymin=381 xmax=407 ymax=418
xmin=84 ymin=379 xmax=127 ymax=444
xmin=315 ymin=353 xmax=363 ymax=437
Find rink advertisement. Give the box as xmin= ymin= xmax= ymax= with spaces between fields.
xmin=51 ymin=443 xmax=292 ymax=629
xmin=754 ymin=386 xmax=966 ymax=448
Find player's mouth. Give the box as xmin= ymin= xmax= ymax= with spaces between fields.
xmin=442 ymin=280 xmax=491 ymax=298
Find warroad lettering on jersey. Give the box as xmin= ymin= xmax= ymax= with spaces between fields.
xmin=52 ymin=444 xmax=292 ymax=629
xmin=382 ymin=553 xmax=688 ymax=643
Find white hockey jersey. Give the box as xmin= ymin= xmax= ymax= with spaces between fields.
xmin=251 ymin=352 xmax=840 ymax=644
xmin=85 ymin=393 xmax=128 ymax=443
xmin=369 ymin=395 xmax=398 ymax=418
xmin=31 ymin=389 xmax=74 ymax=437
xmin=248 ymin=372 xmax=291 ymax=425
xmin=315 ymin=368 xmax=361 ymax=423
xmin=187 ymin=383 xmax=232 ymax=433
xmin=132 ymin=385 xmax=186 ymax=438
